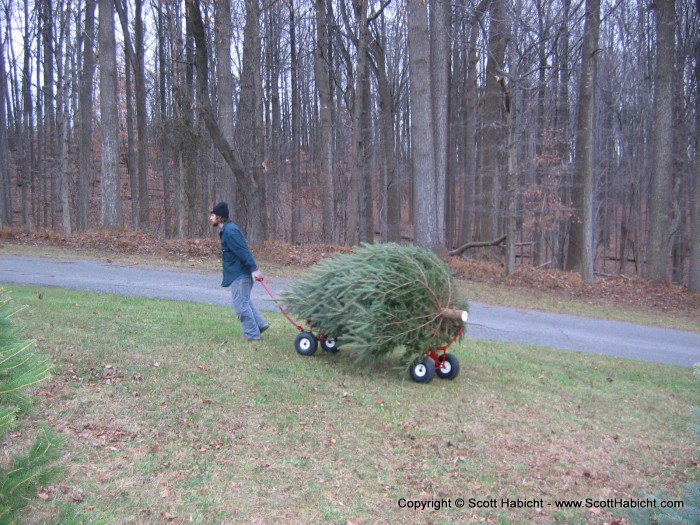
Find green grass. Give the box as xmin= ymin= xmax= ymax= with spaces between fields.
xmin=2 ymin=284 xmax=698 ymax=524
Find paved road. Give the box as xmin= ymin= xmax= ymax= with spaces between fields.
xmin=1 ymin=254 xmax=699 ymax=367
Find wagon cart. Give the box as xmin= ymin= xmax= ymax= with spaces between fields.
xmin=256 ymin=276 xmax=467 ymax=384
xmin=256 ymin=277 xmax=338 ymax=354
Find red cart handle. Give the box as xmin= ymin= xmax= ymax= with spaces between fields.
xmin=256 ymin=277 xmax=305 ymax=332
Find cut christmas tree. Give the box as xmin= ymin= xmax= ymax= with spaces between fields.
xmin=281 ymin=243 xmax=468 ymax=381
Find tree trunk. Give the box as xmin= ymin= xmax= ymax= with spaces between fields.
xmin=124 ymin=26 xmax=138 ymax=229
xmin=183 ymin=7 xmax=199 ymax=237
xmin=371 ymin=36 xmax=400 ymax=243
xmin=98 ymin=0 xmax=123 ymax=228
xmin=156 ymin=3 xmax=171 ymax=237
xmin=459 ymin=8 xmax=482 ymax=247
xmin=265 ymin=4 xmax=283 ymax=240
xmin=407 ymin=0 xmax=438 ymax=252
xmin=647 ymin=0 xmax=676 ymax=281
xmin=77 ymin=0 xmax=95 ymax=230
xmin=430 ymin=0 xmax=450 ymax=249
xmin=347 ymin=0 xmax=370 ymax=246
xmin=533 ymin=0 xmax=549 ymax=267
xmin=359 ymin=65 xmax=374 ymax=243
xmin=555 ymin=0 xmax=572 ymax=270
xmin=504 ymin=83 xmax=518 ymax=276
xmin=57 ymin=7 xmax=72 ymax=237
xmin=134 ymin=0 xmax=149 ymax=230
xmin=290 ymin=0 xmax=301 ymax=243
xmin=20 ymin=0 xmax=33 ymax=227
xmin=0 ymin=37 xmax=10 ymax=227
xmin=689 ymin=39 xmax=700 ymax=292
xmin=40 ymin=0 xmax=58 ymax=230
xmin=215 ymin=0 xmax=237 ymax=211
xmin=314 ymin=0 xmax=336 ymax=243
xmin=189 ymin=0 xmax=261 ymax=239
xmin=567 ymin=0 xmax=599 ymax=283
xmin=480 ymin=0 xmax=507 ymax=241
xmin=235 ymin=0 xmax=266 ymax=243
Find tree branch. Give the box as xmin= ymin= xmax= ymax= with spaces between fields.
xmin=187 ymin=0 xmax=250 ymax=185
xmin=448 ymin=234 xmax=507 ymax=256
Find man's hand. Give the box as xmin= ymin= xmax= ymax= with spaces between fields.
xmin=252 ymin=269 xmax=264 ymax=281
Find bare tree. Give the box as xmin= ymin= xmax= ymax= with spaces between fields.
xmin=0 ymin=33 xmax=10 ymax=227
xmin=234 ymin=0 xmax=266 ymax=243
xmin=647 ymin=0 xmax=677 ymax=281
xmin=504 ymin=80 xmax=518 ymax=276
xmin=1 ymin=0 xmax=699 ymax=284
xmin=566 ymin=0 xmax=600 ymax=283
xmin=56 ymin=0 xmax=72 ymax=237
xmin=314 ymin=0 xmax=336 ymax=243
xmin=133 ymin=0 xmax=149 ymax=229
xmin=113 ymin=0 xmax=151 ymax=230
xmin=690 ymin=35 xmax=700 ymax=292
xmin=555 ymin=0 xmax=572 ymax=270
xmin=98 ymin=0 xmax=122 ymax=228
xmin=290 ymin=0 xmax=301 ymax=244
xmin=407 ymin=0 xmax=438 ymax=252
xmin=263 ymin=2 xmax=284 ymax=239
xmin=214 ymin=0 xmax=237 ymax=214
xmin=430 ymin=0 xmax=450 ymax=248
xmin=369 ymin=19 xmax=401 ymax=243
xmin=19 ymin=0 xmax=34 ymax=227
xmin=346 ymin=0 xmax=371 ymax=245
xmin=189 ymin=0 xmax=264 ymax=241
xmin=480 ymin=0 xmax=508 ymax=241
xmin=77 ymin=0 xmax=95 ymax=230
xmin=458 ymin=5 xmax=483 ymax=248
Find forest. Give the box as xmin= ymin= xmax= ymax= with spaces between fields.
xmin=0 ymin=0 xmax=699 ymax=289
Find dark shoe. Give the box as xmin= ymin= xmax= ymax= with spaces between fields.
xmin=259 ymin=325 xmax=270 ymax=334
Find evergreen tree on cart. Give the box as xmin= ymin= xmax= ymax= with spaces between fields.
xmin=281 ymin=243 xmax=468 ymax=382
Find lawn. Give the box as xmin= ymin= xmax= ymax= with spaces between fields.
xmin=2 ymin=283 xmax=698 ymax=524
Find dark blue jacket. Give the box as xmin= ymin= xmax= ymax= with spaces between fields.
xmin=219 ymin=221 xmax=258 ymax=287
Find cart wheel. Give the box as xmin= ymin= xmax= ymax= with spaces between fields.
xmin=294 ymin=332 xmax=318 ymax=356
xmin=436 ymin=353 xmax=460 ymax=380
xmin=409 ymin=357 xmax=436 ymax=384
xmin=321 ymin=337 xmax=339 ymax=353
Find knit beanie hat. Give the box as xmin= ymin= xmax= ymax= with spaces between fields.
xmin=211 ymin=202 xmax=229 ymax=220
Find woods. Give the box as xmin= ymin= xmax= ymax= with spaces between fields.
xmin=0 ymin=0 xmax=699 ymax=288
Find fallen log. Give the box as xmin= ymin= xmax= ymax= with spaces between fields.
xmin=449 ymin=234 xmax=507 ymax=256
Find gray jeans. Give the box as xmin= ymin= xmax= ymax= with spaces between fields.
xmin=231 ymin=277 xmax=268 ymax=339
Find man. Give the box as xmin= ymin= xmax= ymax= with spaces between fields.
xmin=210 ymin=202 xmax=269 ymax=340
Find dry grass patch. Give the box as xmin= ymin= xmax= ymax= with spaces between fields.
xmin=2 ymin=284 xmax=697 ymax=525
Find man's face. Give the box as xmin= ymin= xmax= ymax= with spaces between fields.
xmin=209 ymin=213 xmax=221 ymax=227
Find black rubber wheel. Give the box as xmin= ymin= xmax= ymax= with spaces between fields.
xmin=436 ymin=353 xmax=460 ymax=380
xmin=409 ymin=357 xmax=436 ymax=384
xmin=294 ymin=332 xmax=318 ymax=356
xmin=320 ymin=337 xmax=339 ymax=353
